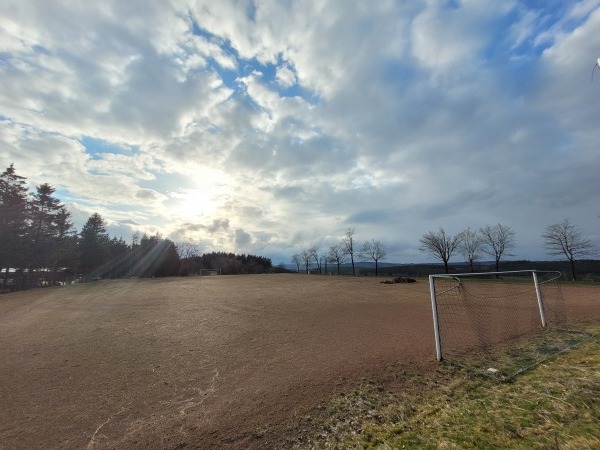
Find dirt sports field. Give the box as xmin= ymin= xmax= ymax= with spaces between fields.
xmin=1 ymin=274 xmax=599 ymax=449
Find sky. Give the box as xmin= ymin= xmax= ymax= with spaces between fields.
xmin=1 ymin=0 xmax=599 ymax=266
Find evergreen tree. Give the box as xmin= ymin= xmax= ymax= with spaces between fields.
xmin=53 ymin=207 xmax=78 ymax=283
xmin=0 ymin=164 xmax=30 ymax=288
xmin=106 ymin=236 xmax=129 ymax=278
xmin=132 ymin=233 xmax=180 ymax=277
xmin=154 ymin=239 xmax=180 ymax=277
xmin=79 ymin=213 xmax=110 ymax=278
xmin=28 ymin=183 xmax=64 ymax=282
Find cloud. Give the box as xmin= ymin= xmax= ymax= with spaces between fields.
xmin=134 ymin=189 xmax=164 ymax=201
xmin=234 ymin=228 xmax=252 ymax=247
xmin=1 ymin=0 xmax=599 ymax=265
xmin=119 ymin=219 xmax=141 ymax=226
xmin=276 ymin=64 xmax=297 ymax=88
xmin=207 ymin=218 xmax=230 ymax=233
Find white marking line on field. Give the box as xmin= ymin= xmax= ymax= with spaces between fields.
xmin=209 ymin=368 xmax=220 ymax=392
xmin=178 ymin=368 xmax=221 ymax=416
xmin=87 ymin=417 xmax=112 ymax=449
xmin=86 ymin=408 xmax=126 ymax=449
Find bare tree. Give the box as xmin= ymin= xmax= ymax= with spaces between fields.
xmin=459 ymin=228 xmax=484 ymax=272
xmin=359 ymin=239 xmax=387 ymax=276
xmin=321 ymin=252 xmax=330 ymax=275
xmin=327 ymin=243 xmax=347 ymax=275
xmin=291 ymin=253 xmax=302 ymax=273
xmin=176 ymin=241 xmax=200 ymax=259
xmin=480 ymin=223 xmax=516 ymax=272
xmin=542 ymin=218 xmax=596 ymax=281
xmin=419 ymin=228 xmax=464 ymax=274
xmin=342 ymin=228 xmax=356 ymax=276
xmin=309 ymin=245 xmax=321 ymax=274
xmin=176 ymin=241 xmax=201 ymax=276
xmin=301 ymin=249 xmax=312 ymax=274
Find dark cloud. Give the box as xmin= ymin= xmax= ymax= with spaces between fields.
xmin=346 ymin=209 xmax=396 ymax=225
xmin=234 ymin=228 xmax=252 ymax=246
xmin=207 ymin=218 xmax=230 ymax=233
xmin=118 ymin=219 xmax=141 ymax=226
xmin=135 ymin=189 xmax=162 ymax=200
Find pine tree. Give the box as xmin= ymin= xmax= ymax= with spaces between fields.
xmin=53 ymin=207 xmax=78 ymax=283
xmin=28 ymin=183 xmax=64 ymax=283
xmin=106 ymin=236 xmax=129 ymax=278
xmin=0 ymin=164 xmax=30 ymax=288
xmin=79 ymin=213 xmax=110 ymax=278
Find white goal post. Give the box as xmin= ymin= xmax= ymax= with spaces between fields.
xmin=199 ymin=268 xmax=221 ymax=276
xmin=428 ymin=270 xmax=563 ymax=362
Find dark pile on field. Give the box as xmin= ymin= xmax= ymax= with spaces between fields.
xmin=380 ymin=277 xmax=417 ymax=284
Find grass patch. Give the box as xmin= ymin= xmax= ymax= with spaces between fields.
xmin=445 ymin=327 xmax=593 ymax=381
xmin=290 ymin=326 xmax=600 ymax=450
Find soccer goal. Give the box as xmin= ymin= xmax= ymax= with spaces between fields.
xmin=428 ymin=270 xmax=587 ymax=378
xmin=199 ymin=268 xmax=221 ymax=276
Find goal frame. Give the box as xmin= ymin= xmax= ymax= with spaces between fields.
xmin=429 ymin=270 xmax=559 ymax=362
xmin=199 ymin=268 xmax=222 ymax=276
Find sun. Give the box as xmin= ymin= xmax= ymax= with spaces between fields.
xmin=169 ymin=166 xmax=232 ymax=221
xmin=172 ymin=187 xmax=220 ymax=220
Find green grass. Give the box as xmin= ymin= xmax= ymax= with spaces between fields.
xmin=290 ymin=327 xmax=600 ymax=450
xmin=444 ymin=327 xmax=593 ymax=381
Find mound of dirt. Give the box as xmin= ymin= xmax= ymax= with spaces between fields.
xmin=380 ymin=277 xmax=417 ymax=284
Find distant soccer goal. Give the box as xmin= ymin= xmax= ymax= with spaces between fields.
xmin=429 ymin=270 xmax=589 ymax=379
xmin=199 ymin=268 xmax=221 ymax=276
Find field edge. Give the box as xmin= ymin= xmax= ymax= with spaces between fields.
xmin=282 ymin=323 xmax=600 ymax=450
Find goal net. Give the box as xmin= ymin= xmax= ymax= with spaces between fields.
xmin=429 ymin=270 xmax=588 ymax=379
xmin=199 ymin=268 xmax=221 ymax=276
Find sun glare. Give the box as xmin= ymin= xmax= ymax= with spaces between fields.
xmin=173 ymin=188 xmax=220 ymax=220
xmin=169 ymin=167 xmax=232 ymax=221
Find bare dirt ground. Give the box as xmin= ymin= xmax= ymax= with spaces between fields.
xmin=1 ymin=274 xmax=598 ymax=449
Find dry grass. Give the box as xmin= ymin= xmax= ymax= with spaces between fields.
xmin=291 ymin=326 xmax=600 ymax=450
xmin=444 ymin=327 xmax=594 ymax=381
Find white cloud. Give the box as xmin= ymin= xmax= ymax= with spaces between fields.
xmin=276 ymin=65 xmax=296 ymax=88
xmin=1 ymin=0 xmax=599 ymax=264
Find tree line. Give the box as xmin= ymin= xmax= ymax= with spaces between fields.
xmin=419 ymin=221 xmax=596 ymax=280
xmin=292 ymin=228 xmax=388 ymax=276
xmin=0 ymin=165 xmax=272 ymax=291
xmin=180 ymin=251 xmax=273 ymax=276
xmin=291 ymin=221 xmax=597 ymax=281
